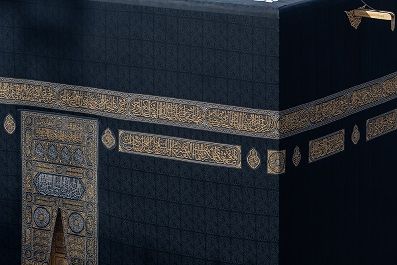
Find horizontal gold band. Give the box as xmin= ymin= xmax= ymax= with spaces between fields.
xmin=0 ymin=72 xmax=396 ymax=139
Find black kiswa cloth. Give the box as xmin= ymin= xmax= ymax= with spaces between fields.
xmin=0 ymin=1 xmax=396 ymax=265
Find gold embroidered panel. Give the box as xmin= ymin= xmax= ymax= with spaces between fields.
xmin=0 ymin=72 xmax=396 ymax=139
xmin=366 ymin=110 xmax=397 ymax=141
xmin=267 ymin=150 xmax=286 ymax=175
xmin=309 ymin=130 xmax=345 ymax=163
xmin=21 ymin=111 xmax=98 ymax=265
xmin=118 ymin=130 xmax=242 ymax=168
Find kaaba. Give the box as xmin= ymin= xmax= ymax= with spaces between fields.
xmin=0 ymin=0 xmax=396 ymax=264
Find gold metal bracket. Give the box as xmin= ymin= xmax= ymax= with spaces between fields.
xmin=345 ymin=7 xmax=395 ymax=31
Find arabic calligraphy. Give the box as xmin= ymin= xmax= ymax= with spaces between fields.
xmin=33 ymin=173 xmax=85 ymax=200
xmin=119 ymin=130 xmax=241 ymax=168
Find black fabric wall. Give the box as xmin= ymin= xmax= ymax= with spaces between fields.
xmin=0 ymin=0 xmax=280 ymax=110
xmin=279 ymin=0 xmax=397 ymax=110
xmin=280 ymin=98 xmax=397 ymax=265
xmin=0 ymin=104 xmax=21 ymax=264
xmin=279 ymin=1 xmax=397 ymax=264
xmin=0 ymin=1 xmax=281 ymax=264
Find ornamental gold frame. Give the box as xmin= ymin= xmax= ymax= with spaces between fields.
xmin=21 ymin=111 xmax=99 ymax=265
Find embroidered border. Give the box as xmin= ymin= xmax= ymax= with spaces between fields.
xmin=280 ymin=72 xmax=397 ymax=138
xmin=0 ymin=71 xmax=396 ymax=139
xmin=309 ymin=130 xmax=345 ymax=163
xmin=118 ymin=130 xmax=242 ymax=168
xmin=366 ymin=110 xmax=397 ymax=141
xmin=0 ymin=77 xmax=279 ymax=139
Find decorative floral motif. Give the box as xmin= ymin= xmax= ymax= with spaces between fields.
xmin=61 ymin=146 xmax=71 ymax=162
xmin=74 ymin=148 xmax=84 ymax=164
xmin=33 ymin=207 xmax=50 ymax=228
xmin=101 ymin=128 xmax=116 ymax=149
xmin=68 ymin=213 xmax=85 ymax=234
xmin=34 ymin=143 xmax=45 ymax=157
xmin=292 ymin=146 xmax=301 ymax=167
xmin=351 ymin=125 xmax=360 ymax=144
xmin=267 ymin=150 xmax=286 ymax=175
xmin=3 ymin=113 xmax=16 ymax=134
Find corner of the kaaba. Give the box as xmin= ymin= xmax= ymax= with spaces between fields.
xmin=0 ymin=0 xmax=397 ymax=265
xmin=278 ymin=0 xmax=397 ymax=264
xmin=0 ymin=0 xmax=283 ymax=265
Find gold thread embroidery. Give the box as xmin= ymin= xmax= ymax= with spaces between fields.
xmin=267 ymin=150 xmax=286 ymax=175
xmin=206 ymin=108 xmax=279 ymax=134
xmin=280 ymin=74 xmax=397 ymax=137
xmin=101 ymin=128 xmax=116 ymax=150
xmin=59 ymin=89 xmax=129 ymax=115
xmin=0 ymin=72 xmax=395 ymax=139
xmin=247 ymin=148 xmax=261 ymax=170
xmin=130 ymin=98 xmax=205 ymax=125
xmin=21 ymin=111 xmax=98 ymax=265
xmin=345 ymin=10 xmax=362 ymax=29
xmin=366 ymin=110 xmax=397 ymax=141
xmin=351 ymin=125 xmax=360 ymax=144
xmin=4 ymin=113 xmax=16 ymax=134
xmin=292 ymin=146 xmax=301 ymax=167
xmin=309 ymin=130 xmax=345 ymax=163
xmin=118 ymin=130 xmax=241 ymax=168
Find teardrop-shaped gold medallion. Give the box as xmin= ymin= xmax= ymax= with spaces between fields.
xmin=351 ymin=125 xmax=360 ymax=145
xmin=292 ymin=146 xmax=301 ymax=167
xmin=101 ymin=128 xmax=116 ymax=149
xmin=4 ymin=114 xmax=16 ymax=135
xmin=247 ymin=148 xmax=261 ymax=170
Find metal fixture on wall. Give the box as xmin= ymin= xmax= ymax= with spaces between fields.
xmin=345 ymin=1 xmax=395 ymax=31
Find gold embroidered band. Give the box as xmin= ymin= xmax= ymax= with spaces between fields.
xmin=118 ymin=130 xmax=242 ymax=168
xmin=309 ymin=130 xmax=345 ymax=163
xmin=366 ymin=110 xmax=397 ymax=141
xmin=0 ymin=72 xmax=396 ymax=139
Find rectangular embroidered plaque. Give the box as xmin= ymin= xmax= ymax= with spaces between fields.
xmin=366 ymin=110 xmax=397 ymax=141
xmin=21 ymin=111 xmax=98 ymax=265
xmin=309 ymin=130 xmax=345 ymax=163
xmin=118 ymin=130 xmax=242 ymax=168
